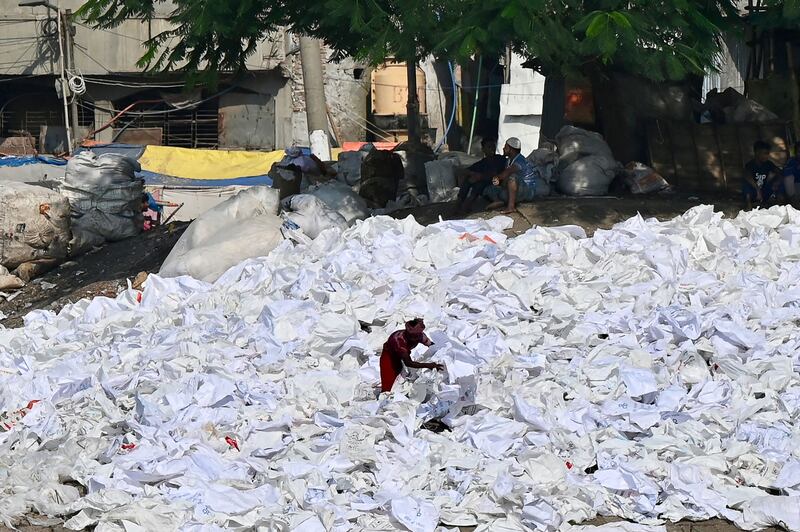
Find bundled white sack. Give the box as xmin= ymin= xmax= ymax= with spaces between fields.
xmin=558 ymin=155 xmax=620 ymax=196
xmin=556 ymin=126 xmax=614 ymax=167
xmin=0 ymin=182 xmax=70 ymax=269
xmin=282 ymin=194 xmax=348 ymax=239
xmin=162 ymin=215 xmax=284 ymax=283
xmin=307 ymin=180 xmax=369 ymax=225
xmin=424 ymin=160 xmax=459 ymax=203
xmin=58 ymin=152 xmax=143 ymax=252
xmin=160 ymin=186 xmax=281 ymax=282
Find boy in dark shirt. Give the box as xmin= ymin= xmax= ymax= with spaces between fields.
xmin=743 ymin=140 xmax=781 ymax=210
xmin=455 ymin=138 xmax=507 ymax=214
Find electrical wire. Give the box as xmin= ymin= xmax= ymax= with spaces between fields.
xmin=0 ymin=41 xmax=38 ymax=74
xmin=331 ymin=102 xmax=397 ymax=140
xmin=331 ymin=105 xmax=396 ymax=142
xmin=73 ymin=44 xmax=114 ymax=74
xmin=80 ymin=86 xmax=236 ymax=116
xmin=74 ymin=22 xmax=148 ymax=42
xmin=83 ymin=76 xmax=188 ymax=89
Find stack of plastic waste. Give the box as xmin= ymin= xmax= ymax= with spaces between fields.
xmin=2 ymin=206 xmax=800 ymax=531
xmin=555 ymin=126 xmax=620 ymax=196
xmin=0 ymin=182 xmax=70 ymax=283
xmin=57 ymin=152 xmax=143 ymax=253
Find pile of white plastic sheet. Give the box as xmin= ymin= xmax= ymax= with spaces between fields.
xmin=2 ymin=205 xmax=800 ymax=532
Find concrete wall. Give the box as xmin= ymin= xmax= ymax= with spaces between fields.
xmin=218 ymin=73 xmax=286 ymax=150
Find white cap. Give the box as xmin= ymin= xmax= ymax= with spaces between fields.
xmin=506 ymin=137 xmax=522 ymax=150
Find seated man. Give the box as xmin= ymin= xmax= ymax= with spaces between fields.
xmin=743 ymin=140 xmax=782 ymax=210
xmin=484 ymin=137 xmax=539 ymax=213
xmin=455 ymin=138 xmax=506 ymax=213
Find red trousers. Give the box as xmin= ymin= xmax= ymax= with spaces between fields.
xmin=380 ymin=352 xmax=403 ymax=392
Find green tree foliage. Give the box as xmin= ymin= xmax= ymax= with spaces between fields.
xmin=77 ymin=0 xmax=797 ymax=84
xmin=436 ymin=0 xmax=743 ymax=81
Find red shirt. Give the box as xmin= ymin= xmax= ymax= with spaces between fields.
xmin=379 ymin=330 xmax=432 ymax=392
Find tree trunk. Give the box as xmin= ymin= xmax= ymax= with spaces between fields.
xmin=406 ymin=58 xmax=420 ymax=144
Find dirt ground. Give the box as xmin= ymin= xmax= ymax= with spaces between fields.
xmin=0 ymin=193 xmax=776 ymax=532
xmin=396 ymin=192 xmax=744 ymax=237
xmin=0 ymin=222 xmax=188 ymax=329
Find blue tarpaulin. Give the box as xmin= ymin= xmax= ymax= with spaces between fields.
xmin=0 ymin=155 xmax=67 ymax=167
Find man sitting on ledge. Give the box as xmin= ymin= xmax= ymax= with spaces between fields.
xmin=484 ymin=137 xmax=539 ymax=214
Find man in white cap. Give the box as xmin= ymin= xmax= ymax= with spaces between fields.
xmin=484 ymin=137 xmax=539 ymax=213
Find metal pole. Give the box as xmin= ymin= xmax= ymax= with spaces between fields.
xmin=64 ymin=8 xmax=80 ymax=150
xmin=299 ymin=36 xmax=329 ymax=136
xmin=467 ymin=55 xmax=483 ymax=154
xmin=406 ymin=58 xmax=420 ymax=143
xmin=54 ymin=4 xmax=72 ymax=151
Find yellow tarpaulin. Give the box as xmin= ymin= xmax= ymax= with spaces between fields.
xmin=138 ymin=145 xmax=343 ymax=180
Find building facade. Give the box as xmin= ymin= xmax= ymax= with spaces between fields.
xmin=1 ymin=1 xmax=444 ymax=154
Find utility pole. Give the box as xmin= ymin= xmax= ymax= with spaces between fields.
xmin=299 ymin=37 xmax=329 ymax=133
xmin=299 ymin=36 xmax=330 ymax=159
xmin=63 ymin=9 xmax=80 ymax=150
xmin=53 ymin=3 xmax=72 ymax=151
xmin=406 ymin=57 xmax=420 ymax=144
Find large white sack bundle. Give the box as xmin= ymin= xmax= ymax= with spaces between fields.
xmin=58 ymin=152 xmax=143 ymax=252
xmin=555 ymin=126 xmax=614 ymax=168
xmin=307 ymin=180 xmax=369 ymax=225
xmin=162 ymin=215 xmax=284 ymax=283
xmin=160 ymin=186 xmax=281 ymax=282
xmin=283 ymin=194 xmax=348 ymax=239
xmin=557 ymin=155 xmax=620 ymax=196
xmin=0 ymin=182 xmax=70 ymax=269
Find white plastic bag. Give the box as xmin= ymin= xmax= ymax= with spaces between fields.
xmin=307 ymin=180 xmax=370 ymax=225
xmin=424 ymin=160 xmax=459 ymax=203
xmin=556 ymin=126 xmax=614 ymax=167
xmin=558 ymin=155 xmax=619 ymax=196
xmin=282 ymin=194 xmax=348 ymax=239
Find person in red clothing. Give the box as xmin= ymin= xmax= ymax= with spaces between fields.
xmin=380 ymin=318 xmax=443 ymax=392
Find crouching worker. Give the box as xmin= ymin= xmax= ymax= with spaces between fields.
xmin=485 ymin=137 xmax=538 ymax=214
xmin=380 ymin=318 xmax=443 ymax=392
xmin=141 ymin=192 xmax=163 ymax=231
